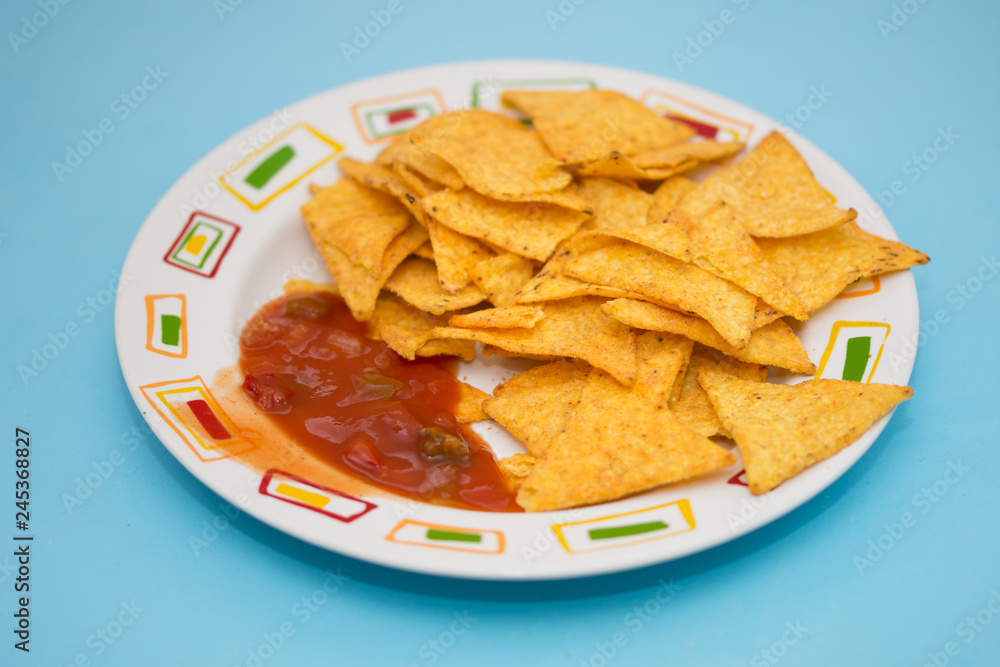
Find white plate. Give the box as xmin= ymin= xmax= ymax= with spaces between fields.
xmin=114 ymin=60 xmax=919 ymax=580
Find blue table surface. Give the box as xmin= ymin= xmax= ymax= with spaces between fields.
xmin=2 ymin=1 xmax=999 ymax=665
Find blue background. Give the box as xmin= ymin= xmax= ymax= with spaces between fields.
xmin=2 ymin=1 xmax=998 ymax=665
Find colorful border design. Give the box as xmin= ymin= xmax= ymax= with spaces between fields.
xmin=350 ymin=88 xmax=447 ymax=144
xmin=139 ymin=376 xmax=252 ymax=462
xmin=470 ymin=77 xmax=597 ymax=109
xmin=259 ymin=470 xmax=376 ymax=523
xmin=385 ymin=519 xmax=505 ymax=554
xmin=219 ymin=123 xmax=343 ymax=211
xmin=835 ymin=275 xmax=882 ymax=299
xmin=815 ymin=321 xmax=891 ymax=383
xmin=640 ymin=89 xmax=755 ymax=142
xmin=163 ymin=212 xmax=240 ymax=279
xmin=552 ymin=500 xmax=696 ymax=554
xmin=728 ymin=470 xmax=748 ymax=487
xmin=144 ymin=294 xmax=188 ymax=358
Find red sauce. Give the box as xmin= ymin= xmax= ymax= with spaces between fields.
xmin=238 ymin=292 xmax=521 ymax=512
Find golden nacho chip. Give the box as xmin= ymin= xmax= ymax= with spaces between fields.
xmin=413 ymin=241 xmax=435 ymax=260
xmin=283 ymin=279 xmax=340 ymax=297
xmin=426 ymin=218 xmax=494 ymax=293
xmin=634 ymin=331 xmax=693 ymax=405
xmin=601 ymin=298 xmax=816 ymax=374
xmin=383 ymin=257 xmax=487 ymax=315
xmin=421 ymin=188 xmax=588 ymax=262
xmin=414 ymin=338 xmax=476 ymax=361
xmin=574 ymin=152 xmax=696 ymax=181
xmin=516 ymin=368 xmax=737 ymax=511
xmin=448 ymin=305 xmax=546 ymax=329
xmin=671 ymin=130 xmax=856 ymax=237
xmin=646 ymin=176 xmax=698 ymax=224
xmin=390 ymin=160 xmax=443 ymax=197
xmin=564 ymin=235 xmax=757 ymax=349
xmin=670 ymin=344 xmax=767 ymax=438
xmin=498 ymin=453 xmax=537 ymax=492
xmin=433 ymin=296 xmax=637 ymax=385
xmin=470 ymin=253 xmax=537 ymax=307
xmin=577 ymin=177 xmax=653 ymax=230
xmin=304 ymin=201 xmax=428 ymax=323
xmin=410 ymin=109 xmax=571 ymax=199
xmin=376 ymin=129 xmax=465 ymax=190
xmin=501 ymin=89 xmax=695 ymax=164
xmin=484 ymin=359 xmax=591 ymax=455
xmin=337 ymin=156 xmax=428 ymax=225
xmin=454 ymin=382 xmax=490 ymax=423
xmin=631 ymin=140 xmax=744 ymax=169
xmin=366 ymin=292 xmax=476 ymax=360
xmin=698 ymin=369 xmax=914 ymax=494
xmin=757 ymin=221 xmax=930 ymax=314
xmin=513 ymin=238 xmax=641 ymax=304
xmin=481 ymin=346 xmax=562 ymax=362
xmin=603 ymin=202 xmax=809 ymax=319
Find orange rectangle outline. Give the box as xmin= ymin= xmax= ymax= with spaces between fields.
xmin=350 ymin=88 xmax=447 ymax=144
xmin=219 ymin=123 xmax=344 ymax=211
xmin=835 ymin=274 xmax=882 ymax=299
xmin=385 ymin=519 xmax=504 ymax=555
xmin=814 ymin=321 xmax=891 ymax=383
xmin=639 ymin=89 xmax=755 ymax=139
xmin=144 ymin=294 xmax=188 ymax=358
xmin=552 ymin=499 xmax=695 ymax=554
xmin=139 ymin=376 xmax=249 ymax=462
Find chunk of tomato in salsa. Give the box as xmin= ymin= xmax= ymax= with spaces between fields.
xmin=237 ymin=291 xmax=521 ymax=513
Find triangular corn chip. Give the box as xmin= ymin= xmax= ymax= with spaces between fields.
xmin=670 ymin=344 xmax=767 ymax=438
xmin=448 ymin=305 xmax=545 ymax=329
xmin=426 ymin=218 xmax=494 ymax=293
xmin=631 ymin=140 xmax=744 ymax=168
xmin=502 ymin=89 xmax=695 ymax=164
xmin=411 ymin=110 xmax=571 ymax=199
xmin=434 ymin=296 xmax=637 ymax=385
xmin=672 ymin=131 xmax=857 ymax=237
xmin=646 ymin=176 xmax=698 ymax=224
xmin=577 ymin=177 xmax=652 ymax=230
xmin=757 ymin=221 xmax=930 ymax=314
xmin=376 ymin=128 xmax=464 ymax=190
xmin=383 ymin=257 xmax=486 ymax=315
xmin=698 ymin=369 xmax=913 ymax=494
xmin=564 ymin=235 xmax=757 ymax=349
xmin=513 ymin=237 xmax=641 ymax=304
xmin=337 ymin=156 xmax=428 ymax=225
xmin=421 ymin=188 xmax=588 ymax=261
xmin=516 ymin=368 xmax=737 ymax=511
xmin=484 ymin=359 xmax=591 ymax=455
xmin=498 ymin=453 xmax=537 ymax=492
xmin=635 ymin=332 xmax=694 ymax=405
xmin=601 ymin=298 xmax=816 ymax=374
xmin=470 ymin=252 xmax=537 ymax=307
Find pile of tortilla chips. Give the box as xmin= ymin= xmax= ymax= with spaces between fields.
xmin=299 ymin=89 xmax=928 ymax=511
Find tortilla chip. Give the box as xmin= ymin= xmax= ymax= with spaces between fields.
xmin=564 ymin=235 xmax=757 ymax=349
xmin=426 ymin=218 xmax=494 ymax=293
xmin=631 ymin=140 xmax=744 ymax=168
xmin=757 ymin=221 xmax=930 ymax=314
xmin=574 ymin=151 xmax=697 ymax=181
xmin=698 ymin=369 xmax=914 ymax=494
xmin=501 ymin=89 xmax=695 ymax=164
xmin=413 ymin=241 xmax=434 ymax=260
xmin=484 ymin=359 xmax=591 ymax=455
xmin=516 ymin=368 xmax=737 ymax=511
xmin=449 ymin=305 xmax=546 ymax=329
xmin=415 ymin=338 xmax=476 ymax=361
xmin=283 ymin=279 xmax=340 ymax=297
xmin=410 ymin=110 xmax=572 ymax=199
xmin=421 ymin=188 xmax=588 ymax=262
xmin=383 ymin=257 xmax=487 ymax=315
xmin=646 ymin=176 xmax=698 ymax=224
xmin=481 ymin=346 xmax=562 ymax=362
xmin=301 ymin=178 xmax=413 ymax=272
xmin=602 ymin=202 xmax=809 ymax=319
xmin=391 ymin=160 xmax=443 ymax=198
xmin=376 ymin=129 xmax=465 ymax=190
xmin=433 ymin=296 xmax=637 ymax=385
xmin=337 ymin=156 xmax=428 ymax=225
xmin=634 ymin=332 xmax=693 ymax=405
xmin=454 ymin=382 xmax=490 ymax=423
xmin=498 ymin=453 xmax=537 ymax=492
xmin=671 ymin=130 xmax=856 ymax=237
xmin=670 ymin=344 xmax=767 ymax=438
xmin=513 ymin=238 xmax=641 ymax=304
xmin=577 ymin=177 xmax=653 ymax=230
xmin=601 ymin=298 xmax=816 ymax=374
xmin=470 ymin=253 xmax=537 ymax=307
xmin=304 ymin=205 xmax=428 ymax=323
